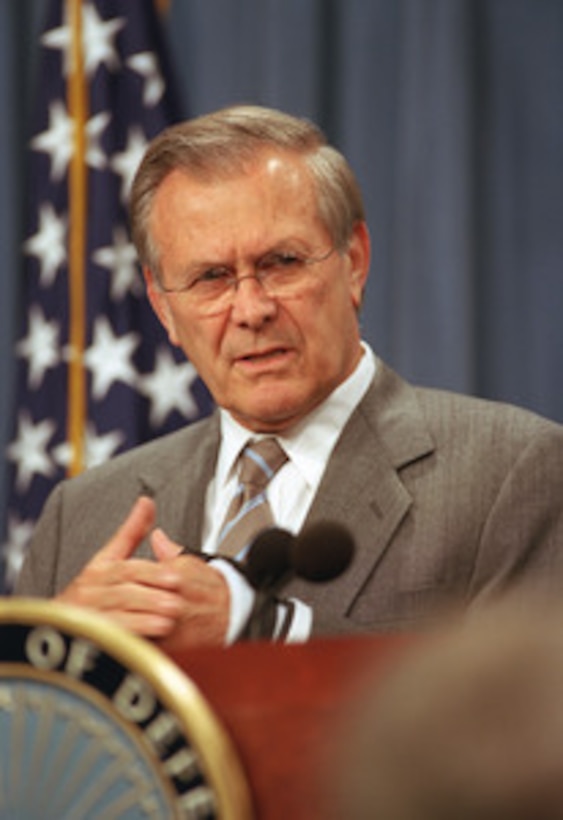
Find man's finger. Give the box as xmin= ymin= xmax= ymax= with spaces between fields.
xmin=151 ymin=527 xmax=183 ymax=562
xmin=100 ymin=495 xmax=156 ymax=561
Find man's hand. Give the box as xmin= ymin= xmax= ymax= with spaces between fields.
xmin=151 ymin=527 xmax=230 ymax=651
xmin=55 ymin=497 xmax=186 ymax=638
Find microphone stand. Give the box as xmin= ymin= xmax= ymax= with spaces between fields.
xmin=239 ymin=570 xmax=293 ymax=641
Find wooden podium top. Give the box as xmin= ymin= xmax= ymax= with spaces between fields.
xmin=170 ymin=634 xmax=413 ymax=819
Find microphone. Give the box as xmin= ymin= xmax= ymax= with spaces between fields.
xmin=240 ymin=521 xmax=355 ymax=640
xmin=244 ymin=528 xmax=294 ymax=591
xmin=291 ymin=521 xmax=355 ymax=583
xmin=245 ymin=521 xmax=355 ymax=588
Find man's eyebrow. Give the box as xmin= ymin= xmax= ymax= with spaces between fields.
xmin=177 ymin=256 xmax=234 ymax=273
xmin=175 ymin=238 xmax=315 ymax=274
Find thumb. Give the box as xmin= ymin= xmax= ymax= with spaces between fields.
xmin=151 ymin=527 xmax=183 ymax=562
xmin=100 ymin=495 xmax=157 ymax=561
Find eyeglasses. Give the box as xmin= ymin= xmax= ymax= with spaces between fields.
xmin=158 ymin=246 xmax=336 ymax=317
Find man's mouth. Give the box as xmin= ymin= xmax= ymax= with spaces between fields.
xmin=242 ymin=347 xmax=285 ymax=360
xmin=235 ymin=347 xmax=291 ymax=366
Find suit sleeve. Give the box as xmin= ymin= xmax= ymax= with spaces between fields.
xmin=14 ymin=483 xmax=64 ymax=598
xmin=466 ymin=422 xmax=563 ymax=602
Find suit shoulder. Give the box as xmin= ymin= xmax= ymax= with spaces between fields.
xmin=413 ymin=385 xmax=563 ymax=447
xmin=61 ymin=415 xmax=217 ymax=490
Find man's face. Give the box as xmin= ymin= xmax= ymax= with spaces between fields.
xmin=145 ymin=150 xmax=370 ymax=433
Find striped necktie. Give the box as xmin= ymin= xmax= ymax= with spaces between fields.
xmin=217 ymin=438 xmax=288 ymax=558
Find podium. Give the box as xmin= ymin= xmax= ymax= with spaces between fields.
xmin=0 ymin=599 xmax=412 ymax=818
xmin=169 ymin=634 xmax=412 ymax=819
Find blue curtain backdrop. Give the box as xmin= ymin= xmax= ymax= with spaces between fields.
xmin=1 ymin=0 xmax=562 ymax=547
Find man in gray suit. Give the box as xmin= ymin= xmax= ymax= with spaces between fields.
xmin=15 ymin=106 xmax=563 ymax=650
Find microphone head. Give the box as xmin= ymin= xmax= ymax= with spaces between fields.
xmin=291 ymin=521 xmax=355 ymax=583
xmin=244 ymin=528 xmax=294 ymax=589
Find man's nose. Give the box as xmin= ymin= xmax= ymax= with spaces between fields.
xmin=229 ymin=275 xmax=277 ymax=328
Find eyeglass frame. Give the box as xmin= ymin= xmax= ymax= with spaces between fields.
xmin=154 ymin=245 xmax=339 ymax=316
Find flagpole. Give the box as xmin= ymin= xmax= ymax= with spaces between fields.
xmin=66 ymin=0 xmax=88 ymax=476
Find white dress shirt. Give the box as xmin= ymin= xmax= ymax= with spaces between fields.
xmin=203 ymin=343 xmax=377 ymax=642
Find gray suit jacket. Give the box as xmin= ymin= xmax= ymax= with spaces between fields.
xmin=15 ymin=362 xmax=563 ymax=635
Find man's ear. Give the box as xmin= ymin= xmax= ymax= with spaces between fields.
xmin=346 ymin=221 xmax=371 ymax=310
xmin=144 ymin=267 xmax=180 ymax=346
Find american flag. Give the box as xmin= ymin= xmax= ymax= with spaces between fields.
xmin=1 ymin=0 xmax=212 ymax=592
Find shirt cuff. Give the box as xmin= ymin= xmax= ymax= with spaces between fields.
xmin=212 ymin=558 xmax=313 ymax=644
xmin=274 ymin=598 xmax=313 ymax=643
xmin=211 ymin=558 xmax=254 ymax=645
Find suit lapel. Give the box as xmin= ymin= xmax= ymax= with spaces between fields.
xmin=286 ymin=363 xmax=435 ymax=614
xmin=136 ymin=413 xmax=221 ymax=553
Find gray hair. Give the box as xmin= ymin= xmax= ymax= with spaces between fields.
xmin=130 ymin=105 xmax=365 ymax=273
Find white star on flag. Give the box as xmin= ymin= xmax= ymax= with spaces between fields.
xmin=30 ymin=100 xmax=73 ymax=181
xmin=42 ymin=2 xmax=125 ymax=77
xmin=138 ymin=346 xmax=200 ymax=426
xmin=85 ymin=111 xmax=112 ymax=169
xmin=7 ymin=412 xmax=57 ymax=493
xmin=81 ymin=3 xmax=126 ymax=74
xmin=16 ymin=305 xmax=61 ymax=389
xmin=1 ymin=516 xmax=36 ymax=589
xmin=22 ymin=203 xmax=67 ymax=287
xmin=92 ymin=225 xmax=143 ymax=300
xmin=83 ymin=316 xmax=140 ymax=399
xmin=110 ymin=125 xmax=149 ymax=203
xmin=127 ymin=52 xmax=165 ymax=106
xmin=31 ymin=101 xmax=111 ymax=181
